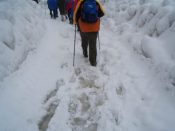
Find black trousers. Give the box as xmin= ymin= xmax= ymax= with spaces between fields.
xmin=57 ymin=0 xmax=66 ymax=15
xmin=49 ymin=9 xmax=58 ymax=19
xmin=80 ymin=32 xmax=98 ymax=66
xmin=67 ymin=9 xmax=73 ymax=24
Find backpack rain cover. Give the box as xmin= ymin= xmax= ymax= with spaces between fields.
xmin=81 ymin=0 xmax=98 ymax=23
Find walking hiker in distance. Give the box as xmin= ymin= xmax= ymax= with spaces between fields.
xmin=47 ymin=0 xmax=58 ymax=19
xmin=65 ymin=0 xmax=74 ymax=24
xmin=57 ymin=0 xmax=67 ymax=21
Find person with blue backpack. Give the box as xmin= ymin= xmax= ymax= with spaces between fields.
xmin=74 ymin=0 xmax=105 ymax=66
xmin=47 ymin=0 xmax=58 ymax=19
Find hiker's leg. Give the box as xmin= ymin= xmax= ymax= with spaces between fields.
xmin=69 ymin=10 xmax=73 ymax=24
xmin=88 ymin=32 xmax=98 ymax=66
xmin=53 ymin=9 xmax=58 ymax=19
xmin=58 ymin=0 xmax=66 ymax=21
xmin=68 ymin=10 xmax=73 ymax=24
xmin=61 ymin=14 xmax=66 ymax=21
xmin=77 ymin=23 xmax=80 ymax=31
xmin=68 ymin=10 xmax=71 ymax=23
xmin=49 ymin=9 xmax=53 ymax=18
xmin=56 ymin=9 xmax=58 ymax=18
xmin=80 ymin=32 xmax=88 ymax=57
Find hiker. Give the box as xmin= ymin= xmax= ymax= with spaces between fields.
xmin=57 ymin=0 xmax=67 ymax=21
xmin=65 ymin=0 xmax=74 ymax=24
xmin=47 ymin=0 xmax=58 ymax=19
xmin=74 ymin=0 xmax=105 ymax=66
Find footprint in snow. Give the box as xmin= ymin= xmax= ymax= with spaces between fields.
xmin=38 ymin=79 xmax=65 ymax=131
xmin=61 ymin=62 xmax=68 ymax=69
xmin=116 ymin=84 xmax=126 ymax=96
xmin=68 ymin=91 xmax=107 ymax=131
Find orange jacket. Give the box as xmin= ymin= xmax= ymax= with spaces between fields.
xmin=78 ymin=18 xmax=100 ymax=32
xmin=74 ymin=0 xmax=105 ymax=32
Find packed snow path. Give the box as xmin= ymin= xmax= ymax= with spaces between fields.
xmin=1 ymin=8 xmax=175 ymax=131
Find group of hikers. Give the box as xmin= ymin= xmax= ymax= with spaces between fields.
xmin=47 ymin=0 xmax=105 ymax=66
xmin=47 ymin=0 xmax=67 ymax=21
xmin=47 ymin=0 xmax=76 ymax=22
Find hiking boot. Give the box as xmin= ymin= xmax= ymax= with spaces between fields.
xmin=83 ymin=51 xmax=88 ymax=57
xmin=50 ymin=14 xmax=53 ymax=19
xmin=69 ymin=19 xmax=73 ymax=24
xmin=90 ymin=62 xmax=97 ymax=67
xmin=61 ymin=15 xmax=66 ymax=21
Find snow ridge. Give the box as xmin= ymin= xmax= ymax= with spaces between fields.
xmin=0 ymin=0 xmax=45 ymax=80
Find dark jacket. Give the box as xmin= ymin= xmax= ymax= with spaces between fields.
xmin=57 ymin=0 xmax=66 ymax=15
xmin=47 ymin=0 xmax=58 ymax=10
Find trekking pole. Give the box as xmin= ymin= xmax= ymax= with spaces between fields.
xmin=45 ymin=0 xmax=47 ymax=16
xmin=98 ymin=32 xmax=100 ymax=50
xmin=73 ymin=25 xmax=77 ymax=66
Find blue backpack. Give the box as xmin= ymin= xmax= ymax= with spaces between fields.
xmin=81 ymin=0 xmax=98 ymax=23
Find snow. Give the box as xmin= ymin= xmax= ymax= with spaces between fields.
xmin=0 ymin=0 xmax=44 ymax=80
xmin=0 ymin=0 xmax=175 ymax=131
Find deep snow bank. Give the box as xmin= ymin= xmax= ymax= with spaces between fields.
xmin=103 ymin=0 xmax=175 ymax=85
xmin=0 ymin=0 xmax=45 ymax=80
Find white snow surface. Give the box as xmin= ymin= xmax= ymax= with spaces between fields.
xmin=0 ymin=0 xmax=175 ymax=131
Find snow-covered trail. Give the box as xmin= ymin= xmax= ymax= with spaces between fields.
xmin=0 ymin=13 xmax=175 ymax=131
xmin=0 ymin=19 xmax=75 ymax=131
